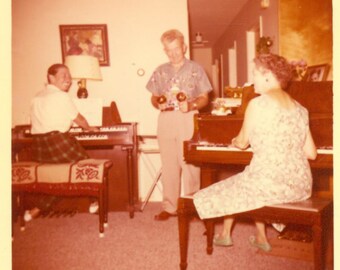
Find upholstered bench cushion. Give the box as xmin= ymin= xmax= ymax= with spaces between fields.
xmin=12 ymin=161 xmax=39 ymax=185
xmin=13 ymin=159 xmax=113 ymax=236
xmin=12 ymin=159 xmax=112 ymax=195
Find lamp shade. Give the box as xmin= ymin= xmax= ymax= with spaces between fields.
xmin=65 ymin=55 xmax=102 ymax=80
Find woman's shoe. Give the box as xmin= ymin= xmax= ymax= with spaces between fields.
xmin=248 ymin=235 xmax=272 ymax=252
xmin=213 ymin=235 xmax=233 ymax=247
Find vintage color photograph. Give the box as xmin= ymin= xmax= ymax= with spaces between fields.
xmin=59 ymin=24 xmax=110 ymax=66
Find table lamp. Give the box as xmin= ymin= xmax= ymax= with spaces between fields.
xmin=65 ymin=55 xmax=102 ymax=98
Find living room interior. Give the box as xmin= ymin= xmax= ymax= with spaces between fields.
xmin=2 ymin=0 xmax=338 ymax=269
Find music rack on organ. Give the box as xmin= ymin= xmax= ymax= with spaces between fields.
xmin=184 ymin=81 xmax=333 ymax=194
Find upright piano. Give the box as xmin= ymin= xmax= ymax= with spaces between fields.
xmin=184 ymin=81 xmax=333 ymax=196
xmin=12 ymin=102 xmax=139 ymax=217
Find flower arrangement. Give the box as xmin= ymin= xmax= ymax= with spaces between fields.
xmin=290 ymin=59 xmax=308 ymax=81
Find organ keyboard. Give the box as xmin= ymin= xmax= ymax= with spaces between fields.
xmin=13 ymin=124 xmax=136 ymax=146
xmin=75 ymin=134 xmax=109 ymax=140
xmin=70 ymin=125 xmax=129 ymax=133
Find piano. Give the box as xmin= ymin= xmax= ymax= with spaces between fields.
xmin=184 ymin=81 xmax=333 ymax=196
xmin=12 ymin=102 xmax=139 ymax=218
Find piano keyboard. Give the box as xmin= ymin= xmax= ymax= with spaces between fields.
xmin=317 ymin=148 xmax=333 ymax=154
xmin=196 ymin=145 xmax=333 ymax=154
xmin=196 ymin=145 xmax=252 ymax=152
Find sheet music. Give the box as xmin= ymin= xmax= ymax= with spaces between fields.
xmin=73 ymin=98 xmax=103 ymax=126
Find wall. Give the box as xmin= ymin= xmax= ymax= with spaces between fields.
xmin=12 ymin=0 xmax=189 ymax=136
xmin=279 ymin=0 xmax=333 ymax=79
xmin=191 ymin=47 xmax=213 ymax=82
xmin=12 ymin=0 xmax=189 ymax=202
xmin=212 ymin=0 xmax=333 ymax=90
xmin=190 ymin=47 xmax=217 ymax=97
xmin=212 ymin=0 xmax=279 ymax=87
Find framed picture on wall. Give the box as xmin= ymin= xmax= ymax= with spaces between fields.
xmin=303 ymin=64 xmax=329 ymax=82
xmin=59 ymin=24 xmax=110 ymax=66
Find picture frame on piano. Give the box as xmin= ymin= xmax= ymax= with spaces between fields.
xmin=59 ymin=24 xmax=110 ymax=66
xmin=303 ymin=64 xmax=330 ymax=82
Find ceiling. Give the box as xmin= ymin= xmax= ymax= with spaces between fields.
xmin=187 ymin=0 xmax=249 ymax=47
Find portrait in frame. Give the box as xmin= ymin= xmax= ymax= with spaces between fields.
xmin=303 ymin=64 xmax=330 ymax=82
xmin=59 ymin=24 xmax=110 ymax=66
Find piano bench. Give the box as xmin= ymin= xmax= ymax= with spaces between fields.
xmin=177 ymin=196 xmax=333 ymax=270
xmin=12 ymin=159 xmax=113 ymax=238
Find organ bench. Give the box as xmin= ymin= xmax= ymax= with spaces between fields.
xmin=12 ymin=159 xmax=112 ymax=237
xmin=12 ymin=102 xmax=139 ymax=218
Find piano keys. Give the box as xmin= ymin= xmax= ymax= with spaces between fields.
xmin=194 ymin=144 xmax=332 ymax=154
xmin=69 ymin=124 xmax=136 ymax=148
xmin=187 ymin=142 xmax=333 ymax=169
xmin=70 ymin=125 xmax=130 ymax=134
xmin=195 ymin=144 xmax=253 ymax=152
xmin=184 ymin=81 xmax=333 ymax=195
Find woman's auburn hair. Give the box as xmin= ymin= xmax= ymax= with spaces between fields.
xmin=254 ymin=53 xmax=293 ymax=89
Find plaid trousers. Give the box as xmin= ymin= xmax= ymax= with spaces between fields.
xmin=31 ymin=131 xmax=89 ymax=163
xmin=28 ymin=131 xmax=89 ymax=210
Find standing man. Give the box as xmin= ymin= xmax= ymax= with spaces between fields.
xmin=146 ymin=29 xmax=212 ymax=220
xmin=25 ymin=63 xmax=99 ymax=221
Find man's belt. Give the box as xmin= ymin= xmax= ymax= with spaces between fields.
xmin=161 ymin=106 xmax=180 ymax=112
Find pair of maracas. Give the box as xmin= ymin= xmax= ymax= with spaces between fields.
xmin=157 ymin=92 xmax=187 ymax=111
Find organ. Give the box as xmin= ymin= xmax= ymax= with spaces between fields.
xmin=12 ymin=102 xmax=139 ymax=218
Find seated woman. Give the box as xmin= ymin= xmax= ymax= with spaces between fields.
xmin=193 ymin=53 xmax=317 ymax=251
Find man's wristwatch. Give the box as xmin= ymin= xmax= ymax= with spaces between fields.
xmin=192 ymin=102 xmax=198 ymax=110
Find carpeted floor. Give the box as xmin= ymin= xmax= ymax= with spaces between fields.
xmin=12 ymin=202 xmax=332 ymax=270
xmin=262 ymin=238 xmax=313 ymax=262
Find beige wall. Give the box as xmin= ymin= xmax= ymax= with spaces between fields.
xmin=12 ymin=0 xmax=189 ymax=202
xmin=12 ymin=0 xmax=189 ymax=135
